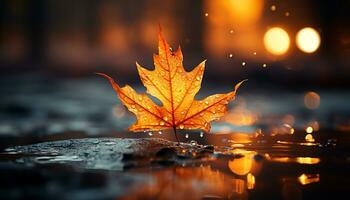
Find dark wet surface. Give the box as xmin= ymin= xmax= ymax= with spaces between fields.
xmin=1 ymin=74 xmax=350 ymax=199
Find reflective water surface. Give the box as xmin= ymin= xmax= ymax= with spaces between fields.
xmin=1 ymin=77 xmax=350 ymax=199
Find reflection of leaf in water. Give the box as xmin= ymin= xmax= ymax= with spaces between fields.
xmin=120 ymin=166 xmax=248 ymax=200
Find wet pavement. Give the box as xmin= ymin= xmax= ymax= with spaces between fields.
xmin=1 ymin=74 xmax=350 ymax=199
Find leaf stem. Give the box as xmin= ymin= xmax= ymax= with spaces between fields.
xmin=173 ymin=126 xmax=180 ymax=145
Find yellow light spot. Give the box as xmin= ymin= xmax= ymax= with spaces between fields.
xmin=264 ymin=27 xmax=290 ymax=55
xmin=242 ymin=62 xmax=246 ymax=66
xmin=205 ymin=13 xmax=209 ymax=17
xmin=290 ymin=128 xmax=295 ymax=134
xmin=296 ymin=157 xmax=320 ymax=164
xmin=298 ymin=174 xmax=320 ymax=185
xmin=262 ymin=64 xmax=267 ymax=68
xmin=253 ymin=52 xmax=257 ymax=55
xmin=247 ymin=173 xmax=255 ymax=189
xmin=306 ymin=126 xmax=313 ymax=133
xmin=228 ymin=156 xmax=253 ymax=175
xmin=230 ymin=29 xmax=234 ymax=34
xmin=304 ymin=91 xmax=320 ymax=109
xmin=270 ymin=5 xmax=276 ymax=11
xmin=229 ymin=53 xmax=233 ymax=58
xmin=296 ymin=27 xmax=321 ymax=53
xmin=305 ymin=133 xmax=315 ymax=142
xmin=285 ymin=12 xmax=290 ymax=17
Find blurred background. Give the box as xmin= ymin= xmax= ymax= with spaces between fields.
xmin=1 ymin=0 xmax=350 ymax=86
xmin=1 ymin=0 xmax=350 ymax=146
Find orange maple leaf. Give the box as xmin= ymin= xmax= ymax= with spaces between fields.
xmin=97 ymin=28 xmax=245 ymax=140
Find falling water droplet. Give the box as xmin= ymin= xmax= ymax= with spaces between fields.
xmin=148 ymin=132 xmax=153 ymax=136
xmin=200 ymin=131 xmax=204 ymax=137
xmin=158 ymin=131 xmax=162 ymax=135
xmin=185 ymin=134 xmax=189 ymax=138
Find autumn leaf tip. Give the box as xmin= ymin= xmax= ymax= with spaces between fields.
xmin=234 ymin=79 xmax=248 ymax=91
xmin=95 ymin=72 xmax=108 ymax=77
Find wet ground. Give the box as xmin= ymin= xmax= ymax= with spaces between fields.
xmin=1 ymin=74 xmax=350 ymax=199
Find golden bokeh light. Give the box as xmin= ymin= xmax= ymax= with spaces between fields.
xmin=264 ymin=27 xmax=290 ymax=55
xmin=270 ymin=5 xmax=276 ymax=11
xmin=304 ymin=91 xmax=320 ymax=109
xmin=203 ymin=0 xmax=264 ymax=57
xmin=296 ymin=157 xmax=320 ymax=164
xmin=247 ymin=173 xmax=256 ymax=189
xmin=298 ymin=174 xmax=320 ymax=185
xmin=305 ymin=134 xmax=315 ymax=142
xmin=296 ymin=27 xmax=321 ymax=53
xmin=229 ymin=157 xmax=252 ymax=176
xmin=305 ymin=126 xmax=313 ymax=134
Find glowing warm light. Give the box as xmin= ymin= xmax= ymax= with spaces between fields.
xmin=271 ymin=157 xmax=320 ymax=164
xmin=304 ymin=91 xmax=320 ymax=109
xmin=222 ymin=100 xmax=258 ymax=126
xmin=228 ymin=0 xmax=265 ymax=25
xmin=253 ymin=52 xmax=257 ymax=55
xmin=290 ymin=128 xmax=295 ymax=134
xmin=270 ymin=5 xmax=276 ymax=11
xmin=296 ymin=157 xmax=320 ymax=165
xmin=205 ymin=13 xmax=209 ymax=17
xmin=296 ymin=27 xmax=321 ymax=53
xmin=262 ymin=64 xmax=267 ymax=68
xmin=264 ymin=27 xmax=290 ymax=55
xmin=305 ymin=134 xmax=315 ymax=142
xmin=242 ymin=62 xmax=246 ymax=66
xmin=247 ymin=173 xmax=255 ymax=189
xmin=285 ymin=12 xmax=290 ymax=17
xmin=305 ymin=126 xmax=313 ymax=134
xmin=229 ymin=53 xmax=233 ymax=58
xmin=203 ymin=0 xmax=264 ymax=57
xmin=228 ymin=133 xmax=253 ymax=144
xmin=229 ymin=156 xmax=253 ymax=176
xmin=298 ymin=174 xmax=320 ymax=185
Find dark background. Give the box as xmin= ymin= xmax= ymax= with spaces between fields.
xmin=1 ymin=0 xmax=350 ymax=89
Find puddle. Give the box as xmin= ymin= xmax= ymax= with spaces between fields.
xmin=1 ymin=134 xmax=350 ymax=199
